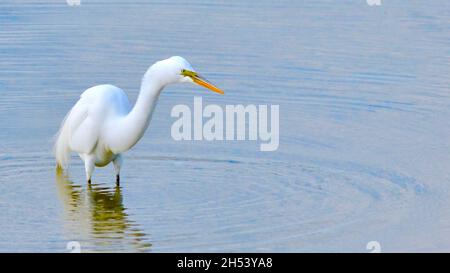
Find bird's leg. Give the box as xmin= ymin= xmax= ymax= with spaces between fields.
xmin=113 ymin=154 xmax=123 ymax=186
xmin=84 ymin=155 xmax=95 ymax=184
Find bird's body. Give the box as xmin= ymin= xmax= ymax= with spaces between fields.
xmin=54 ymin=56 xmax=223 ymax=183
xmin=63 ymin=85 xmax=129 ymax=165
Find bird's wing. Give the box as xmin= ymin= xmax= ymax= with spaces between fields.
xmin=54 ymin=84 xmax=130 ymax=167
xmin=68 ymin=84 xmax=130 ymax=154
xmin=66 ymin=94 xmax=101 ymax=154
xmin=54 ymin=94 xmax=95 ymax=167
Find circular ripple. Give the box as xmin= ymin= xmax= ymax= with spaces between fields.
xmin=126 ymin=155 xmax=424 ymax=252
xmin=0 ymin=152 xmax=425 ymax=252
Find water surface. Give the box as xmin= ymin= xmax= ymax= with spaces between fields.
xmin=0 ymin=0 xmax=450 ymax=252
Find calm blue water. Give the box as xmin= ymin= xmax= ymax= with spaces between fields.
xmin=0 ymin=0 xmax=449 ymax=252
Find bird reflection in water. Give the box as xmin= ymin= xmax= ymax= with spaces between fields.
xmin=56 ymin=170 xmax=151 ymax=252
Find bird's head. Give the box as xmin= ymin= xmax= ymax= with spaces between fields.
xmin=151 ymin=56 xmax=224 ymax=95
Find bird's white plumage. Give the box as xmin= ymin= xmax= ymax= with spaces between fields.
xmin=54 ymin=56 xmax=221 ymax=183
xmin=55 ymin=84 xmax=130 ymax=168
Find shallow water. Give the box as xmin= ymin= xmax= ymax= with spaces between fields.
xmin=0 ymin=0 xmax=450 ymax=252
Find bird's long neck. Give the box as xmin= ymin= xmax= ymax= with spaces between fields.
xmin=113 ymin=70 xmax=165 ymax=153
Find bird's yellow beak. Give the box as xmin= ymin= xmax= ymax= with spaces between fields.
xmin=182 ymin=69 xmax=224 ymax=95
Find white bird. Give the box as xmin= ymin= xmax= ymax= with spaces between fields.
xmin=54 ymin=56 xmax=223 ymax=184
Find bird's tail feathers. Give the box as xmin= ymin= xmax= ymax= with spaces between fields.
xmin=54 ymin=110 xmax=72 ymax=169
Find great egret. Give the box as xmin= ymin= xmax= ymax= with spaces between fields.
xmin=54 ymin=56 xmax=223 ymax=184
